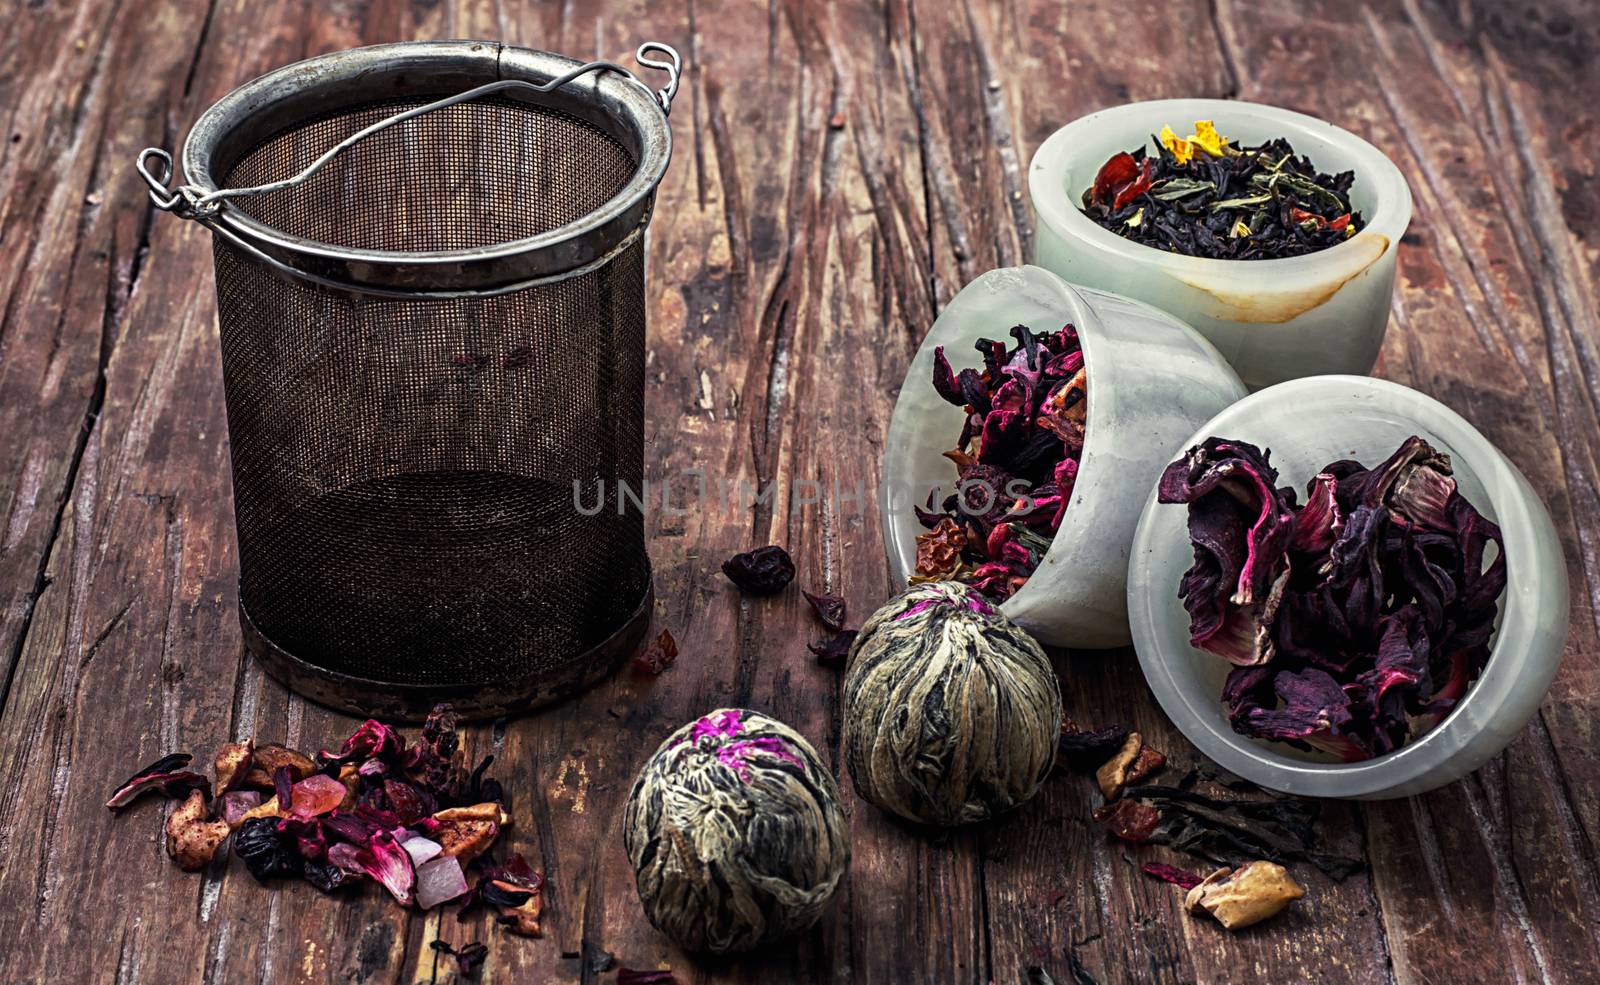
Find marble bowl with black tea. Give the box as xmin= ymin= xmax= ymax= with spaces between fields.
xmin=1029 ymin=98 xmax=1412 ymax=391
xmin=881 ymin=265 xmax=1246 ymax=649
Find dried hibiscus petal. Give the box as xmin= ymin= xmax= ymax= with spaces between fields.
xmin=809 ymin=629 xmax=858 ymax=668
xmin=617 ymin=970 xmax=677 ymax=985
xmin=431 ymin=940 xmax=489 ymax=978
xmin=106 ymin=753 xmax=211 ymax=810
xmin=1092 ymin=798 xmax=1160 ymax=843
xmin=632 ymin=630 xmax=679 ymax=675
xmin=801 ymin=590 xmax=847 ymax=632
xmin=475 ymin=854 xmax=545 ymax=937
xmin=1141 ymin=862 xmax=1205 ymax=891
xmin=720 ymin=545 xmax=795 ymax=596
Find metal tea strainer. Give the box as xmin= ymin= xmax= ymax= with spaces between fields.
xmin=137 ymin=40 xmax=681 ymax=720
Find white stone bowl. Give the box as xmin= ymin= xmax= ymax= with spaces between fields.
xmin=1029 ymin=98 xmax=1412 ymax=391
xmin=1127 ymin=376 xmax=1568 ymax=799
xmin=881 ymin=265 xmax=1246 ymax=649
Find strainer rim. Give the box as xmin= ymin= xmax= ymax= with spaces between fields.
xmin=179 ymin=39 xmax=672 ymax=285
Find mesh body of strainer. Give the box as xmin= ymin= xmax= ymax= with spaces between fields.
xmin=137 ymin=40 xmax=679 ymax=720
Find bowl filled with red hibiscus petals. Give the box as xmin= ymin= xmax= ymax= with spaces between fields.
xmin=1127 ymin=376 xmax=1568 ymax=798
xmin=105 ymin=703 xmax=546 ymax=951
xmin=881 ymin=265 xmax=1245 ymax=647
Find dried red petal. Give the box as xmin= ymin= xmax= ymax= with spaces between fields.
xmin=106 ymin=753 xmax=211 ymax=810
xmin=632 ymin=630 xmax=679 ymax=675
xmin=801 ymin=590 xmax=848 ymax=632
xmin=1091 ymin=151 xmax=1141 ymax=206
xmin=808 ymin=629 xmax=858 ymax=668
xmin=1092 ymin=798 xmax=1160 ymax=842
xmin=1141 ymin=862 xmax=1205 ymax=890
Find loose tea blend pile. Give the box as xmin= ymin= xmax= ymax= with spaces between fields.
xmin=1080 ymin=120 xmax=1363 ymax=260
xmin=842 ymin=582 xmax=1062 ymax=825
xmin=1159 ymin=436 xmax=1506 ymax=760
xmin=107 ymin=704 xmax=542 ymax=942
xmin=623 ymin=709 xmax=850 ymax=954
xmin=914 ymin=323 xmax=1088 ymax=600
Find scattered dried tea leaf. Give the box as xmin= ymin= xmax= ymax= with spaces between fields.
xmin=721 ymin=545 xmax=796 ymax=596
xmin=802 ymin=590 xmax=848 ymax=632
xmin=809 ymin=629 xmax=858 ymax=668
xmin=1095 ymin=733 xmax=1143 ymax=801
xmin=1127 ymin=784 xmax=1362 ymax=880
xmin=1092 ymin=798 xmax=1160 ymax=843
xmin=431 ymin=940 xmax=489 ymax=978
xmin=1140 ymin=862 xmax=1205 ymax=891
xmin=1056 ymin=721 xmax=1130 ymax=775
xmin=106 ymin=753 xmax=210 ymax=810
xmin=632 ymin=630 xmax=679 ymax=675
xmin=165 ymin=789 xmax=229 ymax=870
xmin=1184 ymin=860 xmax=1305 ymax=930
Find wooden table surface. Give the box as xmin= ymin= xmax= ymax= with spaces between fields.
xmin=3 ymin=0 xmax=1598 ymax=982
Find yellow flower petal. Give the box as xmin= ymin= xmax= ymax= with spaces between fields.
xmin=1159 ymin=125 xmax=1194 ymax=165
xmin=1125 ymin=207 xmax=1145 ymax=228
xmin=1189 ymin=120 xmax=1228 ymax=157
xmin=1230 ymin=219 xmax=1251 ymax=238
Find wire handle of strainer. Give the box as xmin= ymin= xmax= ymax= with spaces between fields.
xmin=136 ymin=41 xmax=681 ymax=223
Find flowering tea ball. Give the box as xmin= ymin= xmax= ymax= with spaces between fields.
xmin=842 ymin=581 xmax=1061 ymax=825
xmin=623 ymin=709 xmax=850 ymax=954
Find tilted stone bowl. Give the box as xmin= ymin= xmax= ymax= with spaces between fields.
xmin=881 ymin=265 xmax=1246 ymax=649
xmin=1127 ymin=375 xmax=1568 ymax=798
xmin=1030 ymin=98 xmax=1412 ymax=391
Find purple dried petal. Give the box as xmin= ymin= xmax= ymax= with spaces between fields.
xmin=808 ymin=630 xmax=858 ymax=668
xmin=105 ymin=753 xmax=211 ymax=810
xmin=931 ymin=347 xmax=964 ymax=405
xmin=801 ymin=590 xmax=847 ymax=632
xmin=1290 ymin=473 xmax=1343 ymax=555
xmin=1141 ymin=862 xmax=1205 ymax=890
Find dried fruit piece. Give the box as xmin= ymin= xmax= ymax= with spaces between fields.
xmin=221 ymin=790 xmax=264 ymax=827
xmin=1095 ymin=733 xmax=1144 ymax=801
xmin=165 ymin=789 xmax=229 ymax=870
xmin=802 ymin=590 xmax=848 ymax=632
xmin=431 ymin=940 xmax=489 ymax=978
xmin=433 ymin=819 xmax=499 ymax=864
xmin=106 ymin=753 xmax=210 ymax=810
xmin=476 ymin=854 xmax=545 ymax=937
xmin=617 ymin=970 xmax=677 ymax=985
xmin=808 ymin=629 xmax=858 ymax=668
xmin=417 ymin=855 xmax=470 ymax=909
xmin=721 ymin=545 xmax=796 ymax=596
xmin=1184 ymin=861 xmax=1305 ymax=929
xmin=213 ymin=741 xmax=254 ymax=794
xmin=1092 ymin=798 xmax=1159 ymax=843
xmin=1127 ymin=745 xmax=1167 ymax=786
xmin=1141 ymin=862 xmax=1205 ymax=890
xmin=245 ymin=744 xmax=316 ymax=788
xmin=914 ymin=517 xmax=968 ymax=579
xmin=632 ymin=630 xmax=679 ymax=675
xmin=289 ymin=773 xmax=348 ymax=820
xmin=236 ymin=816 xmax=301 ymax=882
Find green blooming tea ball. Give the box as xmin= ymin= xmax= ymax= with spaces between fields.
xmin=842 ymin=581 xmax=1062 ymax=826
xmin=623 ymin=709 xmax=850 ymax=954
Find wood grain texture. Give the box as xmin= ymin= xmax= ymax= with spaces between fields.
xmin=0 ymin=0 xmax=1597 ymax=983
